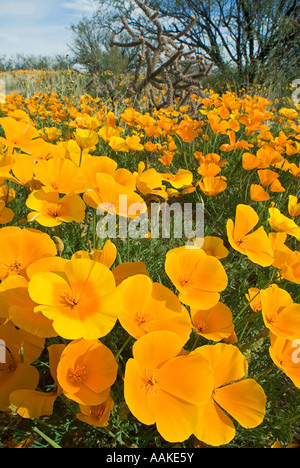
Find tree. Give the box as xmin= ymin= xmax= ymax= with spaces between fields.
xmin=93 ymin=0 xmax=300 ymax=86
xmin=110 ymin=0 xmax=213 ymax=110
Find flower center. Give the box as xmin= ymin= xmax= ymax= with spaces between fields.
xmin=68 ymin=365 xmax=87 ymax=384
xmin=134 ymin=310 xmax=151 ymax=330
xmin=51 ymin=181 xmax=62 ymax=190
xmin=141 ymin=369 xmax=158 ymax=395
xmin=193 ymin=319 xmax=207 ymax=334
xmin=177 ymin=275 xmax=190 ymax=289
xmin=7 ymin=259 xmax=22 ymax=274
xmin=91 ymin=405 xmax=105 ymax=419
xmin=47 ymin=204 xmax=61 ymax=218
xmin=61 ymin=290 xmax=82 ymax=309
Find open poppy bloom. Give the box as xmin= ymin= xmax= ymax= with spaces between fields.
xmin=33 ymin=157 xmax=87 ymax=194
xmin=165 ymin=246 xmax=228 ymax=309
xmin=28 ymin=258 xmax=121 ymax=340
xmin=76 ymin=394 xmax=114 ymax=427
xmin=135 ymin=161 xmax=167 ymax=200
xmin=124 ymin=330 xmax=214 ymax=443
xmin=117 ymin=274 xmax=192 ymax=344
xmin=280 ymin=251 xmax=300 ymax=284
xmin=268 ymin=232 xmax=293 ymax=270
xmin=83 ymin=173 xmax=147 ymax=219
xmin=198 ymin=176 xmax=227 ymax=196
xmin=0 ymin=325 xmax=43 ymax=411
xmin=191 ymin=302 xmax=234 ymax=342
xmin=81 ymin=155 xmax=136 ymax=192
xmin=268 ymin=207 xmax=300 ymax=241
xmin=0 ymin=226 xmax=57 ymax=281
xmin=9 ymin=343 xmax=65 ymax=418
xmin=0 ymin=275 xmax=57 ymax=338
xmin=26 ymin=189 xmax=86 ymax=227
xmin=57 ymin=338 xmax=118 ymax=406
xmin=192 ymin=343 xmax=266 ymax=446
xmin=227 ymin=204 xmax=274 ymax=267
xmin=0 ymin=116 xmax=39 ymax=151
xmin=260 ymin=284 xmax=300 ymax=340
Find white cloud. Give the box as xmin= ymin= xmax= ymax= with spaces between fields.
xmin=62 ymin=0 xmax=97 ymax=13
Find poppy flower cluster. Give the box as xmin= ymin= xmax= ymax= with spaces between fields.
xmin=0 ymin=77 xmax=299 ymax=448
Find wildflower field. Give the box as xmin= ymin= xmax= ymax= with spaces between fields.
xmin=0 ymin=70 xmax=299 ymax=449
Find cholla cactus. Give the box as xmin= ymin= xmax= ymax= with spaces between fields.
xmin=110 ymin=0 xmax=213 ymax=113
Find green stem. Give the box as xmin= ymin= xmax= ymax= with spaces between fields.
xmin=238 ymin=327 xmax=268 ymax=353
xmin=33 ymin=426 xmax=62 ymax=449
xmin=115 ymin=336 xmax=132 ymax=361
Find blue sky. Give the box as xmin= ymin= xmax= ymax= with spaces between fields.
xmin=0 ymin=0 xmax=98 ymax=57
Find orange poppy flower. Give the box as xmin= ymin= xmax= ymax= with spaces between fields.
xmin=165 ymin=246 xmax=228 ymax=309
xmin=191 ymin=302 xmax=234 ymax=342
xmin=0 ymin=325 xmax=42 ymax=411
xmin=9 ymin=343 xmax=65 ymax=418
xmin=124 ymin=330 xmax=213 ymax=442
xmin=257 ymin=169 xmax=279 ymax=187
xmin=57 ymin=338 xmax=117 ymax=405
xmin=268 ymin=207 xmax=300 ymax=240
xmin=112 ymin=261 xmax=149 ymax=286
xmin=81 ymin=155 xmax=136 ymax=192
xmin=161 ymin=169 xmax=193 ymax=189
xmin=288 ymin=195 xmax=300 ymax=217
xmin=26 ymin=189 xmax=86 ymax=227
xmin=4 ymin=153 xmax=36 ymax=189
xmin=83 ymin=173 xmax=147 ymax=219
xmin=192 ymin=343 xmax=266 ymax=446
xmin=197 ymin=162 xmax=221 ymax=177
xmin=280 ymin=251 xmax=300 ymax=284
xmin=72 ymin=240 xmax=117 ymax=269
xmin=117 ymin=274 xmax=192 ymax=344
xmin=207 ymin=112 xmax=229 ymax=134
xmin=270 ymin=179 xmax=285 ymax=193
xmin=33 ymin=157 xmax=87 ymax=194
xmin=260 ymin=284 xmax=300 ymax=340
xmin=193 ymin=236 xmax=229 ymax=259
xmin=245 ymin=288 xmax=262 ymax=312
xmin=268 ymin=232 xmax=293 ymax=270
xmin=76 ymin=394 xmax=114 ymax=427
xmin=0 ymin=226 xmax=57 ymax=281
xmin=198 ymin=176 xmax=227 ymax=196
xmin=74 ymin=128 xmax=99 ymax=151
xmin=0 ymin=200 xmax=14 ymax=224
xmin=28 ymin=258 xmax=121 ymax=340
xmin=135 ymin=162 xmax=167 ymax=200
xmin=0 ymin=117 xmax=39 ymax=151
xmin=0 ymin=275 xmax=57 ymax=338
xmin=98 ymin=126 xmax=121 ymax=143
xmin=250 ymin=184 xmax=270 ymax=201
xmin=226 ymin=204 xmax=274 ymax=267
xmin=220 ymin=131 xmax=253 ymax=152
